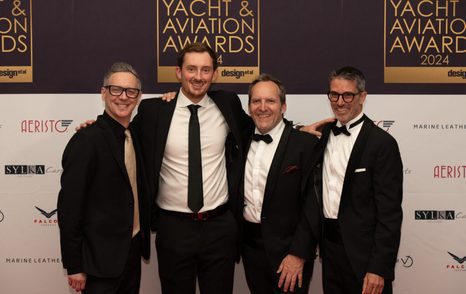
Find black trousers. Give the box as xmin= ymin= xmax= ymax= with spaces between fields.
xmin=322 ymin=219 xmax=392 ymax=294
xmin=83 ymin=233 xmax=142 ymax=294
xmin=155 ymin=209 xmax=238 ymax=294
xmin=242 ymin=222 xmax=312 ymax=294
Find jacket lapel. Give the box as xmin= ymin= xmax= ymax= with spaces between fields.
xmin=340 ymin=115 xmax=373 ymax=202
xmin=261 ymin=121 xmax=292 ymax=212
xmin=154 ymin=94 xmax=178 ymax=173
xmin=210 ymin=91 xmax=242 ymax=153
xmin=97 ymin=117 xmax=131 ymax=187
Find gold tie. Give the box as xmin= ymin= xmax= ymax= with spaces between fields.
xmin=124 ymin=129 xmax=140 ymax=237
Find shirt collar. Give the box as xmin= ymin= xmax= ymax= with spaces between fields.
xmin=177 ymin=88 xmax=211 ymax=108
xmin=254 ymin=119 xmax=285 ymax=142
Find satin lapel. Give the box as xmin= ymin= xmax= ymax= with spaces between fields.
xmin=154 ymin=95 xmax=178 ymax=172
xmin=97 ymin=118 xmax=131 ymax=186
xmin=341 ymin=115 xmax=373 ymax=200
xmin=262 ymin=122 xmax=292 ymax=212
xmin=210 ymin=92 xmax=242 ymax=153
xmin=314 ymin=123 xmax=333 ymax=207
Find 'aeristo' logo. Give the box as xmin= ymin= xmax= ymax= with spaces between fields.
xmin=21 ymin=119 xmax=73 ymax=133
xmin=434 ymin=165 xmax=466 ymax=179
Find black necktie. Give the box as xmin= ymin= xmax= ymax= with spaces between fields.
xmin=252 ymin=133 xmax=273 ymax=144
xmin=187 ymin=104 xmax=203 ymax=213
xmin=332 ymin=116 xmax=365 ymax=136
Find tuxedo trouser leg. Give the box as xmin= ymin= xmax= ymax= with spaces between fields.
xmin=83 ymin=234 xmax=142 ymax=294
xmin=242 ymin=222 xmax=312 ymax=294
xmin=156 ymin=210 xmax=238 ymax=294
xmin=197 ymin=210 xmax=238 ymax=294
xmin=322 ymin=238 xmax=361 ymax=294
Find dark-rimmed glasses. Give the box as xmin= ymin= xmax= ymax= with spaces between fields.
xmin=104 ymin=85 xmax=141 ymax=99
xmin=327 ymin=91 xmax=360 ymax=103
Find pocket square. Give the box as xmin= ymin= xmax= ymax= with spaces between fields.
xmin=283 ymin=165 xmax=299 ymax=174
xmin=355 ymin=168 xmax=366 ymax=173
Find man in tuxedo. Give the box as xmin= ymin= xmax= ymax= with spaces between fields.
xmin=311 ymin=66 xmax=403 ymax=294
xmin=241 ymin=74 xmax=319 ymax=294
xmin=57 ymin=62 xmax=151 ymax=293
xmin=132 ymin=42 xmax=252 ymax=294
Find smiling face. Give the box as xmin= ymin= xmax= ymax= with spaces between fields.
xmin=329 ymin=77 xmax=366 ymax=125
xmin=248 ymin=80 xmax=286 ymax=134
xmin=176 ymin=51 xmax=218 ymax=103
xmin=101 ymin=72 xmax=141 ymax=128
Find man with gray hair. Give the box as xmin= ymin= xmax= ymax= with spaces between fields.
xmin=58 ymin=62 xmax=151 ymax=294
xmin=309 ymin=66 xmax=403 ymax=294
xmin=241 ymin=73 xmax=319 ymax=293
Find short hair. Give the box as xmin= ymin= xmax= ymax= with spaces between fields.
xmin=103 ymin=62 xmax=141 ymax=89
xmin=177 ymin=42 xmax=218 ymax=70
xmin=248 ymin=73 xmax=286 ymax=104
xmin=328 ymin=66 xmax=366 ymax=92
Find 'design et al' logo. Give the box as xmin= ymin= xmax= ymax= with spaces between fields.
xmin=0 ymin=0 xmax=33 ymax=83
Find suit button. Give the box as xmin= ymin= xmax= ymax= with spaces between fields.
xmin=129 ymin=203 xmax=133 ymax=208
xmin=261 ymin=216 xmax=266 ymax=220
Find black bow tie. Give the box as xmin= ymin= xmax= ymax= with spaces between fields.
xmin=252 ymin=133 xmax=273 ymax=144
xmin=332 ymin=125 xmax=350 ymax=136
xmin=332 ymin=116 xmax=365 ymax=136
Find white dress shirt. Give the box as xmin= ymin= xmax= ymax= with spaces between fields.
xmin=322 ymin=113 xmax=364 ymax=219
xmin=156 ymin=90 xmax=230 ymax=213
xmin=243 ymin=120 xmax=285 ymax=223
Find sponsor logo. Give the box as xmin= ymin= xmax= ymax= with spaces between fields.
xmin=415 ymin=210 xmax=455 ymax=220
xmin=413 ymin=123 xmax=466 ymax=130
xmin=4 ymin=165 xmax=62 ymax=176
xmin=374 ymin=120 xmax=395 ymax=132
xmin=5 ymin=165 xmax=45 ymax=175
xmin=384 ymin=0 xmax=466 ymax=83
xmin=4 ymin=257 xmax=61 ymax=264
xmin=0 ymin=0 xmax=33 ymax=83
xmin=446 ymin=252 xmax=466 ymax=271
xmin=434 ymin=165 xmax=466 ymax=178
xmin=157 ymin=0 xmax=260 ymax=83
xmin=34 ymin=206 xmax=58 ymax=226
xmin=396 ymin=255 xmax=414 ymax=268
xmin=20 ymin=119 xmax=73 ymax=133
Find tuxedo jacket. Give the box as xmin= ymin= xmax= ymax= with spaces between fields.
xmin=312 ymin=115 xmax=403 ymax=282
xmin=57 ymin=114 xmax=151 ymax=278
xmin=242 ymin=120 xmax=320 ymax=270
xmin=132 ymin=90 xmax=252 ymax=226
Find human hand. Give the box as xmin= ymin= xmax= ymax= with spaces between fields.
xmin=362 ymin=272 xmax=385 ymax=294
xmin=277 ymin=254 xmax=305 ymax=292
xmin=161 ymin=92 xmax=177 ymax=102
xmin=300 ymin=117 xmax=335 ymax=138
xmin=75 ymin=120 xmax=96 ymax=131
xmin=68 ymin=272 xmax=87 ymax=292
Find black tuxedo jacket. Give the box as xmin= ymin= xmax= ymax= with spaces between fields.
xmin=242 ymin=121 xmax=320 ymax=270
xmin=132 ymin=90 xmax=252 ymax=226
xmin=57 ymin=115 xmax=151 ymax=278
xmin=312 ymin=115 xmax=403 ymax=282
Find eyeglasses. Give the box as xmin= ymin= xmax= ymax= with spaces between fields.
xmin=327 ymin=91 xmax=360 ymax=103
xmin=104 ymin=85 xmax=141 ymax=99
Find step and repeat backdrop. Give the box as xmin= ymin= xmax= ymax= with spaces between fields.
xmin=1 ymin=0 xmax=465 ymax=293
